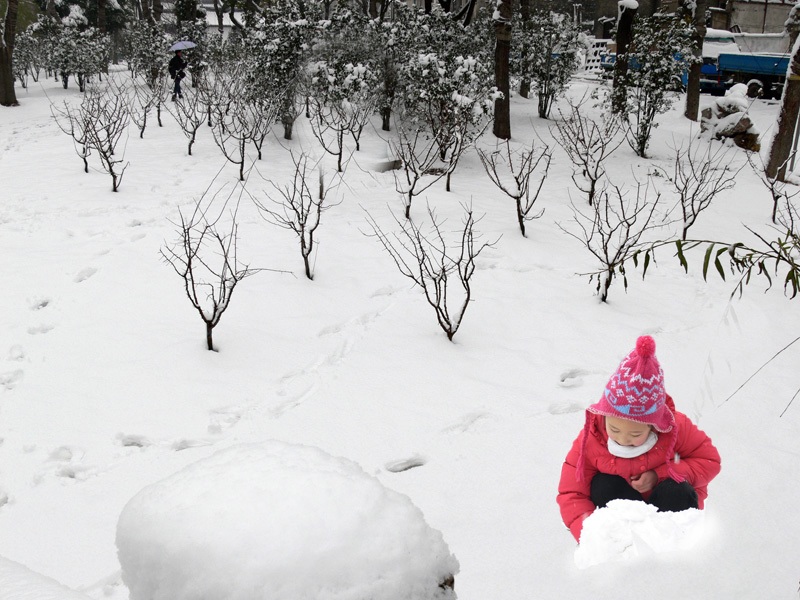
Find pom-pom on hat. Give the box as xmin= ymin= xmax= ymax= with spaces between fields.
xmin=588 ymin=335 xmax=674 ymax=433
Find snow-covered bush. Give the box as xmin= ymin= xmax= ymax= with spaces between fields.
xmin=126 ymin=20 xmax=169 ymax=87
xmin=610 ymin=14 xmax=696 ymax=157
xmin=398 ymin=51 xmax=497 ymax=190
xmin=242 ymin=0 xmax=315 ymax=139
xmin=116 ymin=441 xmax=459 ymax=600
xmin=50 ymin=25 xmax=110 ymax=91
xmin=512 ymin=10 xmax=583 ymax=119
xmin=307 ymin=59 xmax=379 ymax=171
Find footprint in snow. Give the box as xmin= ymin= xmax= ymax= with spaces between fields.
xmin=441 ymin=412 xmax=493 ymax=434
xmin=548 ymin=401 xmax=585 ymax=415
xmin=171 ymin=438 xmax=212 ymax=451
xmin=8 ymin=345 xmax=25 ymax=361
xmin=207 ymin=405 xmax=245 ymax=434
xmin=28 ymin=297 xmax=51 ymax=311
xmin=27 ymin=324 xmax=54 ymax=335
xmin=116 ymin=433 xmax=154 ymax=448
xmin=74 ymin=267 xmax=97 ymax=283
xmin=0 ymin=370 xmax=24 ymax=391
xmin=558 ymin=368 xmax=588 ymax=388
xmin=385 ymin=454 xmax=427 ymax=473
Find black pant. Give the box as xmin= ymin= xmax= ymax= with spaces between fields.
xmin=590 ymin=473 xmax=698 ymax=512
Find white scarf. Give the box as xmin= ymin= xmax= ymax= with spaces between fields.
xmin=607 ymin=431 xmax=658 ymax=458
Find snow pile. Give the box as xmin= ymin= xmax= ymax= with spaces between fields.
xmin=0 ymin=556 xmax=93 ymax=600
xmin=116 ymin=441 xmax=459 ymax=600
xmin=574 ymin=500 xmax=705 ymax=569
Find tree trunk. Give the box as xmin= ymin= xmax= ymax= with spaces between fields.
xmin=683 ymin=0 xmax=707 ymax=121
xmin=766 ymin=37 xmax=800 ymax=181
xmin=612 ymin=1 xmax=637 ymax=115
xmin=492 ymin=1 xmax=513 ymax=140
xmin=98 ymin=0 xmax=108 ymax=33
xmin=518 ymin=0 xmax=531 ymax=98
xmin=206 ymin=322 xmax=214 ymax=351
xmin=381 ymin=106 xmax=391 ymax=131
xmin=153 ymin=0 xmax=163 ymax=22
xmin=0 ymin=0 xmax=20 ymax=107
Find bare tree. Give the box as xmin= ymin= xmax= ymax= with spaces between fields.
xmin=161 ymin=190 xmax=258 ymax=351
xmin=86 ymin=84 xmax=131 ymax=192
xmin=51 ymin=99 xmax=97 ymax=174
xmin=666 ymin=139 xmax=740 ymax=240
xmin=366 ymin=205 xmax=496 ymax=340
xmin=390 ymin=125 xmax=448 ymax=220
xmin=51 ymin=83 xmax=130 ymax=191
xmin=166 ymin=85 xmax=205 ymax=155
xmin=251 ymin=153 xmax=340 ymax=280
xmin=128 ymin=71 xmax=169 ymax=138
xmin=560 ymin=179 xmax=662 ymax=302
xmin=478 ymin=139 xmax=552 ymax=237
xmin=552 ymin=102 xmax=624 ymax=206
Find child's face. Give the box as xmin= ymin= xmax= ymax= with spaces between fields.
xmin=605 ymin=416 xmax=652 ymax=447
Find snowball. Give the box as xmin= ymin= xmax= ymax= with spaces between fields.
xmin=574 ymin=500 xmax=705 ymax=569
xmin=0 ymin=555 xmax=93 ymax=600
xmin=116 ymin=441 xmax=458 ymax=600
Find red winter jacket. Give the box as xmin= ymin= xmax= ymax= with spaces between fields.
xmin=557 ymin=395 xmax=721 ymax=541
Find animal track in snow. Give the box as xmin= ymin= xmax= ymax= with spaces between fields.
xmin=385 ymin=454 xmax=427 ymax=473
xmin=74 ymin=267 xmax=98 ymax=283
xmin=8 ymin=345 xmax=25 ymax=361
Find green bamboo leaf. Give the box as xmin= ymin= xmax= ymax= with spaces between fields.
xmin=702 ymin=244 xmax=714 ymax=281
xmin=715 ymin=257 xmax=726 ymax=281
xmin=643 ymin=252 xmax=651 ymax=278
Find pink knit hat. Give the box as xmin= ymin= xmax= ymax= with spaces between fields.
xmin=576 ymin=335 xmax=683 ymax=482
xmin=588 ymin=335 xmax=675 ymax=433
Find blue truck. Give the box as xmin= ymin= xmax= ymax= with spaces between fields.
xmin=599 ymin=29 xmax=790 ymax=99
xmin=713 ymin=52 xmax=791 ymax=99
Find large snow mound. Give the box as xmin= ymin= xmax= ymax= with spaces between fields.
xmin=575 ymin=500 xmax=706 ymax=569
xmin=116 ymin=441 xmax=459 ymax=600
xmin=0 ymin=556 xmax=93 ymax=600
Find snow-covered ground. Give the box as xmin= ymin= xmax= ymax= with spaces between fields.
xmin=1 ymin=74 xmax=799 ymax=599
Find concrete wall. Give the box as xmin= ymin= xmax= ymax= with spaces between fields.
xmin=730 ymin=0 xmax=794 ymax=33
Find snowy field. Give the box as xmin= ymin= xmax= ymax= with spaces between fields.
xmin=1 ymin=72 xmax=800 ymax=599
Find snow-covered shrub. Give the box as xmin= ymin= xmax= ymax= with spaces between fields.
xmin=512 ymin=10 xmax=583 ymax=119
xmin=116 ymin=441 xmax=459 ymax=600
xmin=50 ymin=25 xmax=110 ymax=91
xmin=126 ymin=20 xmax=169 ymax=87
xmin=398 ymin=51 xmax=497 ymax=190
xmin=610 ymin=14 xmax=696 ymax=157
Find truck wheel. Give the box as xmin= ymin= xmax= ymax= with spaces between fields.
xmin=746 ymin=79 xmax=764 ymax=99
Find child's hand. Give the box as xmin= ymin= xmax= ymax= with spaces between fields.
xmin=630 ymin=470 xmax=657 ymax=493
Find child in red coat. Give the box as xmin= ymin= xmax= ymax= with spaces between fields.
xmin=557 ymin=335 xmax=721 ymax=542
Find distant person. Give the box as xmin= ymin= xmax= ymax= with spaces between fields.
xmin=168 ymin=50 xmax=188 ymax=101
xmin=557 ymin=335 xmax=721 ymax=542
